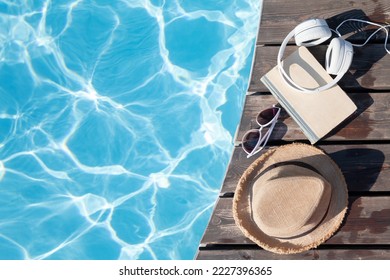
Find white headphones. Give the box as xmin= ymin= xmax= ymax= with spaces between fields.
xmin=278 ymin=18 xmax=390 ymax=93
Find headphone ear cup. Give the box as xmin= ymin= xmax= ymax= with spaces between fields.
xmin=294 ymin=19 xmax=332 ymax=46
xmin=326 ymin=38 xmax=353 ymax=75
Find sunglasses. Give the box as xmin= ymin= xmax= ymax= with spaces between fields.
xmin=241 ymin=105 xmax=281 ymax=158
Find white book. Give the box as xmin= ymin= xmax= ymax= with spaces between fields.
xmin=261 ymin=46 xmax=357 ymax=144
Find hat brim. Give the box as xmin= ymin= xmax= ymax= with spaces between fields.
xmin=233 ymin=143 xmax=348 ymax=254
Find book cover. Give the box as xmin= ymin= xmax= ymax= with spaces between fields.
xmin=260 ymin=46 xmax=357 ymax=143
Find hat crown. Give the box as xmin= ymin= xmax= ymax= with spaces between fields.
xmin=252 ymin=165 xmax=332 ymax=238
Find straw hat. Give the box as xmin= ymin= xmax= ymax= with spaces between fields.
xmin=233 ymin=143 xmax=348 ymax=254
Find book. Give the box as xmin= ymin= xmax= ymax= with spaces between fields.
xmin=260 ymin=46 xmax=357 ymax=144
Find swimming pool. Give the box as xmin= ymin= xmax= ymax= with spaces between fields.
xmin=0 ymin=0 xmax=261 ymax=259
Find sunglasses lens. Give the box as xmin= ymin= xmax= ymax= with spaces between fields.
xmin=242 ymin=131 xmax=260 ymax=153
xmin=257 ymin=107 xmax=278 ymax=125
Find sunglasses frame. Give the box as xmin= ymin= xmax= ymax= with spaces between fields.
xmin=241 ymin=105 xmax=281 ymax=158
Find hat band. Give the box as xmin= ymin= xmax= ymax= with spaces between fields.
xmin=255 ymin=160 xmax=323 ymax=179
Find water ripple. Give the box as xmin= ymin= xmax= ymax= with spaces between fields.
xmin=0 ymin=0 xmax=261 ymax=259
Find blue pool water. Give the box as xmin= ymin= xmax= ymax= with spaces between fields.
xmin=0 ymin=0 xmax=261 ymax=259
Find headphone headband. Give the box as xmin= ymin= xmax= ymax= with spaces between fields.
xmin=277 ymin=19 xmax=353 ymax=93
xmin=277 ymin=18 xmax=390 ymax=93
xmin=294 ymin=19 xmax=331 ymax=46
xmin=277 ymin=30 xmax=353 ymax=93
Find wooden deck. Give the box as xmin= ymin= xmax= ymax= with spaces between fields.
xmin=196 ymin=0 xmax=390 ymax=260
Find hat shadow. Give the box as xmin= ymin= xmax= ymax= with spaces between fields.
xmin=326 ymin=148 xmax=386 ymax=246
xmin=329 ymin=148 xmax=385 ymax=193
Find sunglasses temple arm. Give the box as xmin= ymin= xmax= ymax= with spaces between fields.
xmin=250 ymin=112 xmax=281 ymax=156
xmin=246 ymin=122 xmax=276 ymax=158
xmin=260 ymin=121 xmax=276 ymax=150
xmin=246 ymin=109 xmax=281 ymax=158
xmin=246 ymin=129 xmax=263 ymax=158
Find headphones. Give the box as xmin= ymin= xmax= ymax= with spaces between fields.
xmin=278 ymin=18 xmax=390 ymax=93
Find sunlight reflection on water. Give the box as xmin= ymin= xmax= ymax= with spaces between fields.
xmin=0 ymin=0 xmax=261 ymax=259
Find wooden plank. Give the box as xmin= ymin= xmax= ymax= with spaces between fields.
xmin=258 ymin=0 xmax=390 ymax=45
xmin=196 ymin=248 xmax=390 ymax=260
xmin=249 ymin=45 xmax=390 ymax=92
xmin=221 ymin=145 xmax=390 ymax=195
xmin=200 ymin=196 xmax=390 ymax=246
xmin=235 ymin=92 xmax=388 ymax=143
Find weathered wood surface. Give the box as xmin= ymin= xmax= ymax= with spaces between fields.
xmin=197 ymin=0 xmax=390 ymax=260
xmin=235 ymin=93 xmax=390 ymax=143
xmin=200 ymin=196 xmax=390 ymax=246
xmin=220 ymin=145 xmax=390 ymax=195
xmin=258 ymin=0 xmax=390 ymax=45
xmin=197 ymin=248 xmax=390 ymax=260
xmin=249 ymin=45 xmax=390 ymax=92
